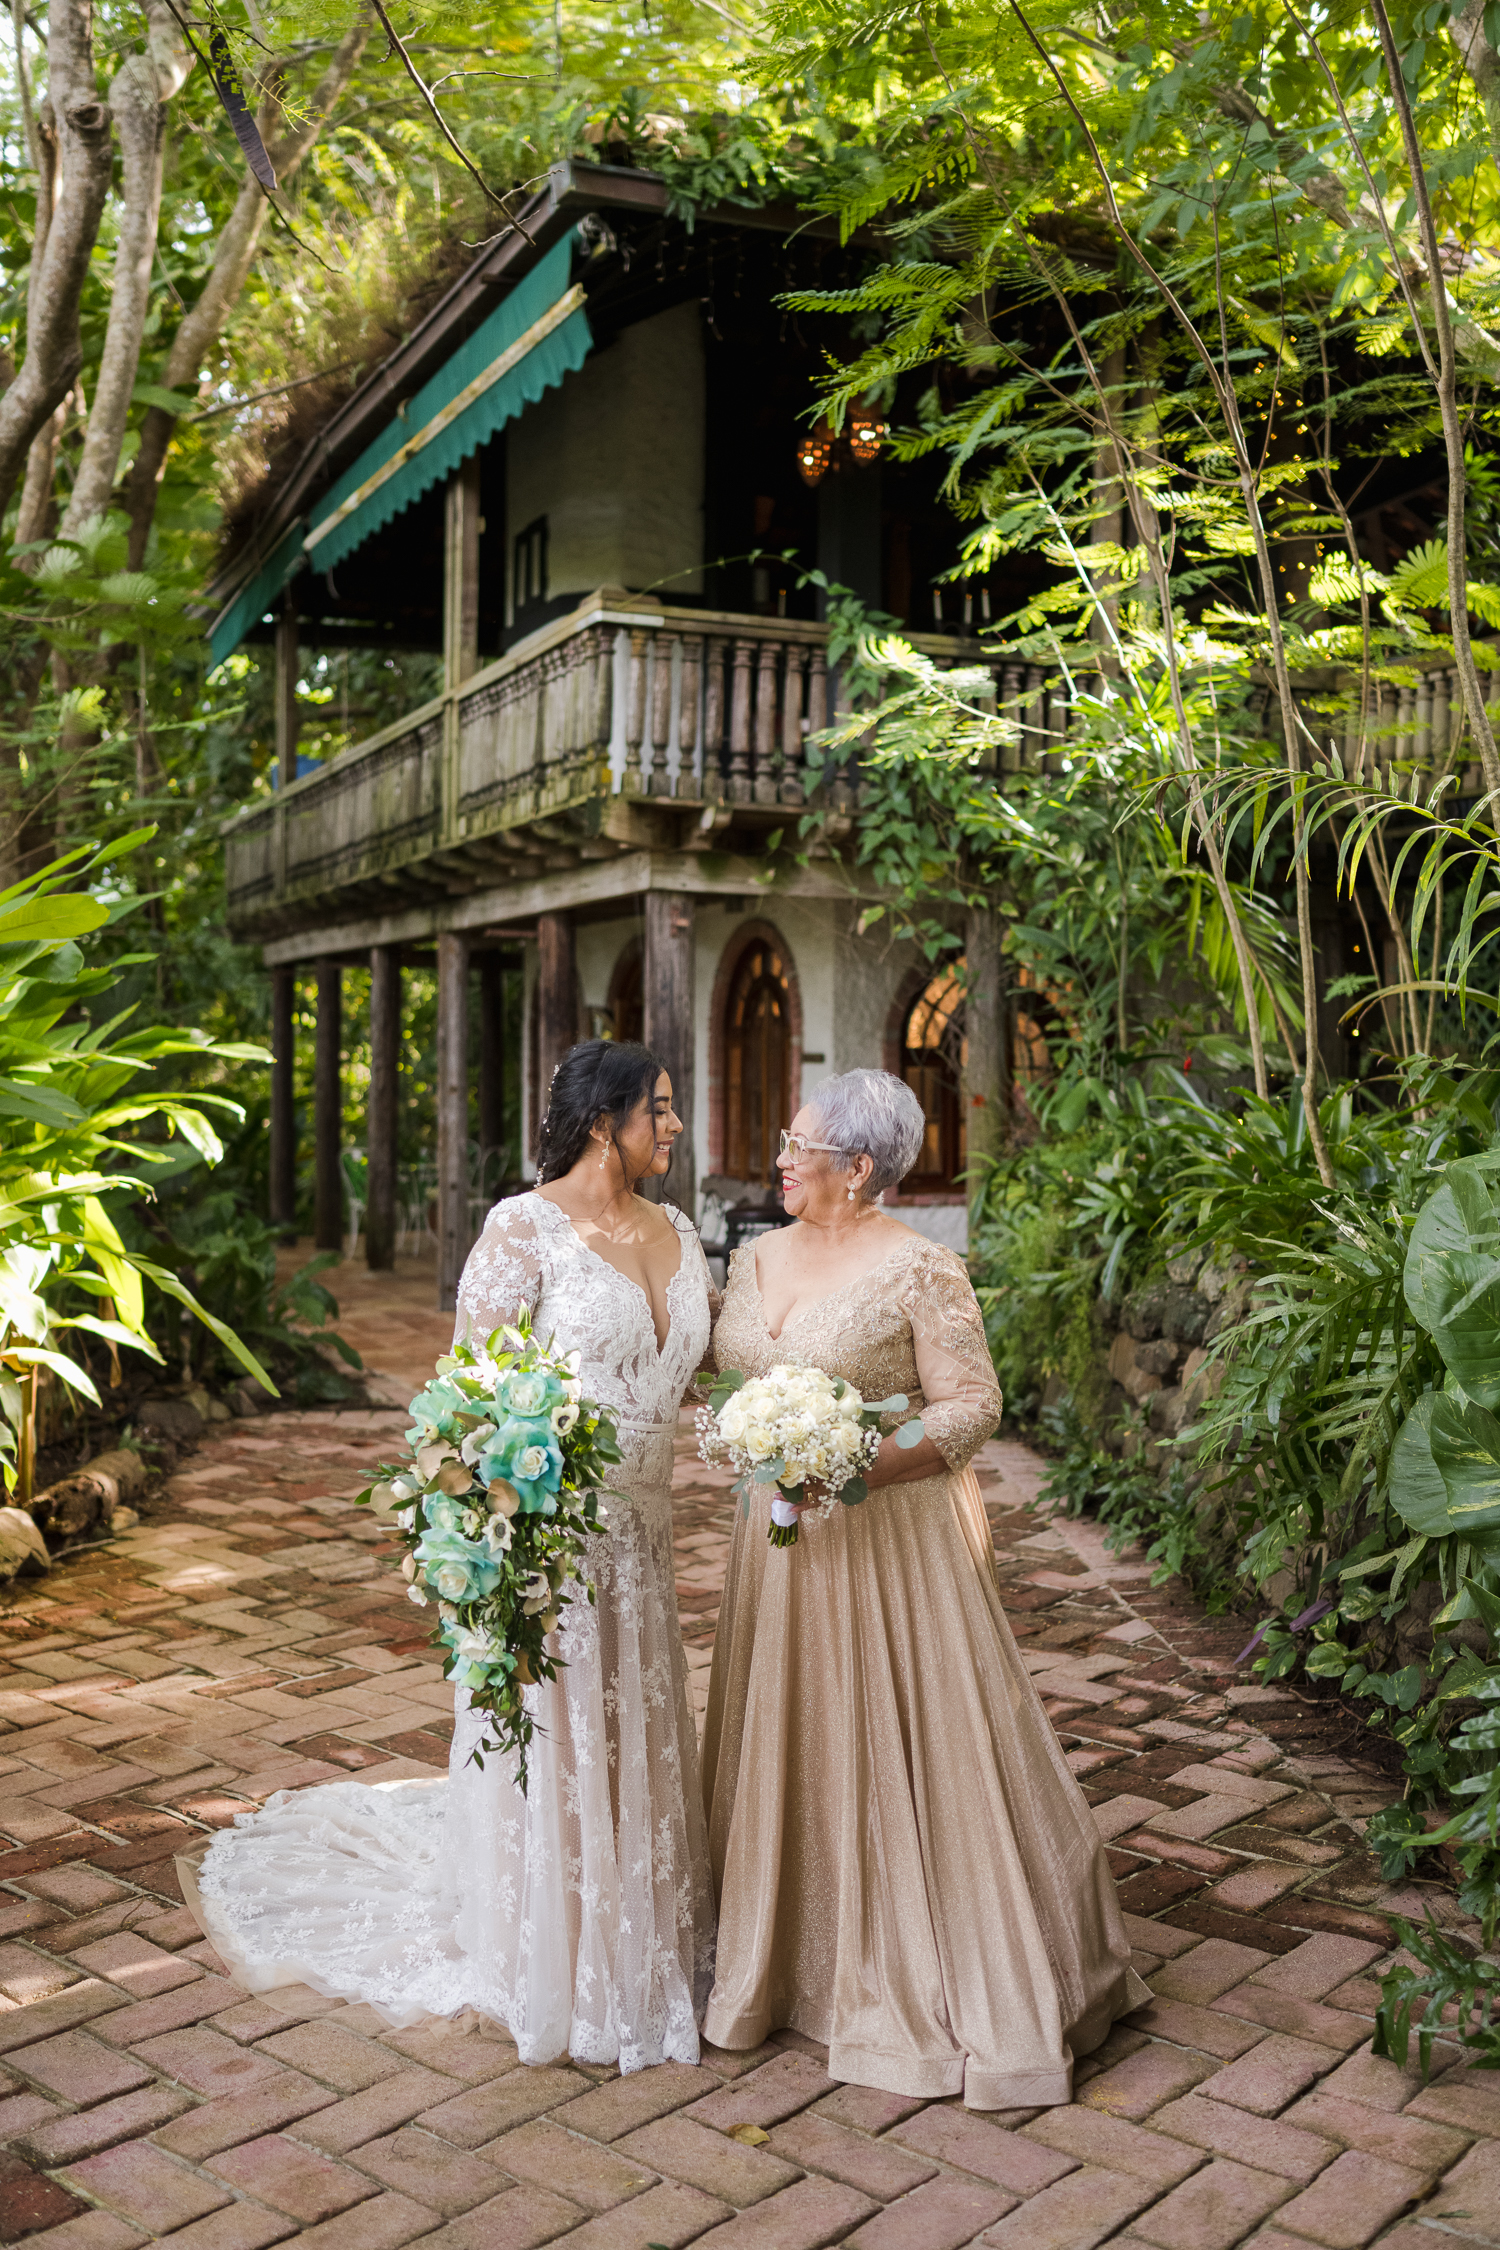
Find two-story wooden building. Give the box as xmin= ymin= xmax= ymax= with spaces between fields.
xmin=213 ymin=159 xmax=1046 ymax=1305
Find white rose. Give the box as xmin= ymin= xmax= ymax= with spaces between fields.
xmin=837 ymin=1391 xmax=863 ymax=1418
xmin=745 ymin=1424 xmax=776 ymax=1460
xmin=433 ymin=1562 xmax=471 ymax=1602
xmin=456 ymin=1630 xmax=493 ymax=1663
xmin=833 ymin=1422 xmax=863 ymax=1458
xmin=390 ymin=1477 xmax=417 ymax=1500
xmin=514 ymin=1443 xmax=550 ymax=1481
xmin=407 ymin=1584 xmax=429 ymax=1606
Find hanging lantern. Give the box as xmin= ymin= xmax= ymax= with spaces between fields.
xmin=848 ymin=407 xmax=888 ymax=464
xmin=796 ymin=423 xmax=834 ymax=486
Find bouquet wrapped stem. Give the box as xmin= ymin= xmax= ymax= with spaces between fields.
xmin=698 ymin=1363 xmax=926 ymax=1546
xmin=356 ymin=1316 xmax=622 ymax=1791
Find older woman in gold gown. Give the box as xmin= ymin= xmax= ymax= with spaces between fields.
xmin=701 ymin=1068 xmax=1148 ymax=2111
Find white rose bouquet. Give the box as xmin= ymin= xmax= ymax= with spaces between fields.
xmin=697 ymin=1362 xmax=925 ymax=1547
xmin=355 ymin=1314 xmax=622 ymax=1790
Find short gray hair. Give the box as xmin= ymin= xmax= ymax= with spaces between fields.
xmin=807 ymin=1069 xmax=927 ymax=1200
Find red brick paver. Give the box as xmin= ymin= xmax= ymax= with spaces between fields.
xmin=0 ymin=1254 xmax=1483 ymax=2246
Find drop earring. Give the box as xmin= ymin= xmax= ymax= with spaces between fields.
xmin=847 ymin=1183 xmax=857 ymax=1202
xmin=599 ymin=1141 xmax=609 ymax=1170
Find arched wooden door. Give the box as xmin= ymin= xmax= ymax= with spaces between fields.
xmin=725 ymin=940 xmax=793 ymax=1185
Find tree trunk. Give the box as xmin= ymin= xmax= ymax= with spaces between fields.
xmin=0 ymin=0 xmax=114 ymax=522
xmin=58 ymin=5 xmax=191 ymax=540
xmin=1450 ymin=0 xmax=1500 ymax=172
xmin=121 ymin=13 xmax=372 ymax=568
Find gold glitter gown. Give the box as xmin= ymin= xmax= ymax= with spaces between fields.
xmin=701 ymin=1230 xmax=1149 ymax=2110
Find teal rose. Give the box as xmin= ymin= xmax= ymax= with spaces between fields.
xmin=495 ymin=1366 xmax=565 ymax=1419
xmin=478 ymin=1415 xmax=564 ymax=1509
xmin=407 ymin=1376 xmax=471 ymax=1442
xmin=415 ymin=1527 xmax=503 ymax=1604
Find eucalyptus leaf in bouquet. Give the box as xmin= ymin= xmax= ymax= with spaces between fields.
xmin=356 ymin=1314 xmax=622 ymax=1790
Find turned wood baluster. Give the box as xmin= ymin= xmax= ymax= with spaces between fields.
xmin=677 ymin=633 xmax=702 ymax=797
xmin=1415 ymin=670 xmax=1433 ymax=771
xmin=624 ymin=628 xmax=650 ymax=792
xmin=1023 ymin=665 xmax=1044 ymax=766
xmin=703 ymin=637 xmax=727 ymax=801
xmin=649 ymin=634 xmax=674 ymax=795
xmin=1396 ymin=678 xmax=1415 ymax=767
xmin=728 ymin=640 xmax=754 ymax=801
xmin=754 ymin=639 xmax=780 ymax=804
xmin=780 ymin=644 xmax=807 ymax=805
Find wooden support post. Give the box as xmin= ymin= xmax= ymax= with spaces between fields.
xmin=436 ymin=931 xmax=469 ymax=1314
xmin=275 ymin=608 xmax=299 ymax=792
xmin=536 ymin=913 xmax=577 ymax=1125
xmin=478 ymin=952 xmax=506 ymax=1182
xmin=643 ymin=891 xmax=695 ymax=1219
xmin=313 ymin=957 xmax=343 ymax=1254
xmin=269 ymin=965 xmax=296 ymax=1236
xmin=963 ymin=904 xmax=1009 ymax=1224
xmin=444 ymin=456 xmax=482 ymax=691
xmin=367 ymin=946 xmax=400 ymax=1272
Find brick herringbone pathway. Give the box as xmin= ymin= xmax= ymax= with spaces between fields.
xmin=0 ymin=1251 xmax=1494 ymax=2250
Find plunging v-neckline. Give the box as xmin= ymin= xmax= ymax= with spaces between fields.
xmin=750 ymin=1240 xmax=912 ymax=1345
xmin=533 ymin=1193 xmax=684 ymax=1356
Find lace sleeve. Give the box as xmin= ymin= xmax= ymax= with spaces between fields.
xmin=900 ymin=1245 xmax=1003 ymax=1472
xmin=453 ymin=1197 xmax=547 ymax=1350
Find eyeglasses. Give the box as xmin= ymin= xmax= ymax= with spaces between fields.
xmin=778 ymin=1130 xmax=843 ymax=1160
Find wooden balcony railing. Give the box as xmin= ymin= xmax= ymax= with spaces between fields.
xmin=225 ymin=591 xmax=1485 ymax=938
xmin=222 ymin=596 xmax=968 ymax=933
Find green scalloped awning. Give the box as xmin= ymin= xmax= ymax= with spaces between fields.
xmin=208 ymin=230 xmax=591 ymax=668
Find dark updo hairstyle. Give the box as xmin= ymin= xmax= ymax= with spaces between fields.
xmin=536 ymin=1039 xmax=671 ymax=1187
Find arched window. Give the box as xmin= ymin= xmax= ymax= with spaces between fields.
xmin=725 ymin=941 xmax=792 ymax=1184
xmin=901 ymin=963 xmax=967 ymax=1189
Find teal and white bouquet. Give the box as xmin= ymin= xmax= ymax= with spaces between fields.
xmin=697 ymin=1362 xmax=924 ymax=1548
xmin=357 ymin=1316 xmax=622 ymax=1788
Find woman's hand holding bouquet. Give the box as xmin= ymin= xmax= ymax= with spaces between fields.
xmin=697 ymin=1362 xmax=925 ymax=1547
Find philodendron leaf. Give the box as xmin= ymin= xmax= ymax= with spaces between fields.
xmin=1427 ymin=1394 xmax=1500 ymax=1537
xmin=1404 ymin=1159 xmax=1500 ymax=1407
xmin=1389 ymin=1393 xmax=1460 ymax=1539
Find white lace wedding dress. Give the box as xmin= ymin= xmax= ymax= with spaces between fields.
xmin=187 ymin=1193 xmax=716 ymax=2073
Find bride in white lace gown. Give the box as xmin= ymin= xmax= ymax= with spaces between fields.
xmin=185 ymin=1042 xmax=716 ymax=2073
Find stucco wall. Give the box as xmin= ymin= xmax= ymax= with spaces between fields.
xmin=506 ymin=303 xmax=705 ymax=609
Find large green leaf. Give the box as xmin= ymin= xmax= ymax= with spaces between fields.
xmin=1404 ymin=1160 xmax=1500 ymax=1406
xmin=1428 ymin=1394 xmax=1500 ymax=1537
xmin=0 ymin=895 xmax=109 ymax=947
xmin=1389 ymin=1393 xmax=1455 ymax=1537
